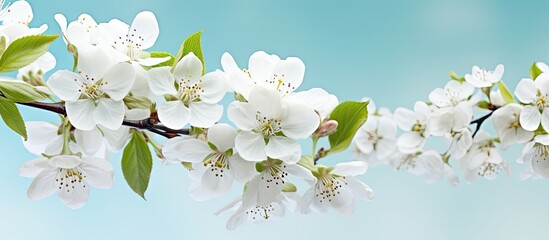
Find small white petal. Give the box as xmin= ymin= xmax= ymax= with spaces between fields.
xmin=520 ymin=106 xmax=541 ymax=131
xmin=27 ymin=169 xmax=58 ymax=201
xmin=189 ymin=102 xmax=223 ymax=128
xmin=514 ymin=78 xmax=537 ymax=104
xmin=48 ymin=70 xmax=85 ymax=101
xmin=173 ymin=52 xmax=202 ymax=84
xmin=157 ymin=101 xmax=190 ymax=129
xmin=235 ymin=131 xmax=267 ymax=162
xmin=94 ymin=98 xmax=125 ymax=130
xmin=66 ymin=99 xmax=96 ymax=131
xmin=148 ymin=66 xmax=177 ymax=96
xmin=101 ymin=63 xmax=136 ymax=101
xmin=331 ymin=161 xmax=368 ymax=176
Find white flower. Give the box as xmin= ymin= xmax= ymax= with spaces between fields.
xmin=394 ymin=101 xmax=431 ymax=153
xmin=297 ymin=161 xmax=374 ymax=215
xmin=215 ymin=192 xmax=298 ymax=230
xmin=19 ymin=154 xmax=113 ymax=209
xmin=353 ymin=116 xmax=397 ymax=164
xmin=429 ymin=80 xmax=475 ymax=109
xmin=148 ymin=52 xmax=228 ymax=129
xmin=492 ymin=103 xmax=534 ymax=149
xmin=48 ymin=46 xmax=135 ymax=131
xmin=98 ymin=11 xmax=168 ymax=66
xmin=162 ymin=124 xmax=255 ymax=201
xmin=221 ymin=51 xmax=305 ymax=99
xmin=458 ymin=130 xmax=509 ymax=182
xmin=0 ymin=0 xmax=47 ymax=44
xmin=54 ymin=13 xmax=101 ymax=48
xmin=464 ymin=64 xmax=504 ymax=88
xmin=428 ymin=80 xmax=475 ymax=135
xmin=242 ymin=159 xmax=313 ymax=207
xmin=514 ymin=74 xmax=549 ymax=131
xmin=419 ymin=150 xmax=459 ymax=186
xmin=518 ymin=135 xmax=549 ymax=178
xmin=228 ymin=86 xmax=319 ymax=163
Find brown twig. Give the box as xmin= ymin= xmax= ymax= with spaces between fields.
xmin=17 ymin=100 xmax=189 ymax=139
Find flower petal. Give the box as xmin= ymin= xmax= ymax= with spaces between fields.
xmin=347 ymin=177 xmax=374 ymax=200
xmin=189 ymin=102 xmax=223 ymax=128
xmin=74 ymin=127 xmax=103 ymax=155
xmin=27 ymin=169 xmax=58 ymax=201
xmin=235 ymin=131 xmax=267 ymax=162
xmin=271 ymin=57 xmax=305 ymax=94
xmin=227 ymin=102 xmax=258 ymax=131
xmin=163 ymin=138 xmax=211 ymax=163
xmin=19 ymin=157 xmax=50 ymax=178
xmin=200 ymin=71 xmax=229 ymax=104
xmin=157 ymin=101 xmax=190 ymax=129
xmin=394 ymin=107 xmax=417 ymax=130
xmin=48 ymin=70 xmax=85 ymax=101
xmin=281 ymin=103 xmax=320 ymax=139
xmin=49 ymin=155 xmax=82 ymax=169
xmin=248 ymin=86 xmax=282 ymax=119
xmin=129 ymin=11 xmax=159 ymax=50
xmin=66 ymin=99 xmax=96 ymax=131
xmin=94 ymin=98 xmax=125 ymax=130
xmin=520 ymin=106 xmax=541 ymax=131
xmin=331 ymin=161 xmax=368 ymax=176
xmin=58 ymin=180 xmax=90 ymax=209
xmin=23 ymin=121 xmax=60 ymax=155
xmin=173 ymin=52 xmax=202 ymax=84
xmin=101 ymin=63 xmax=136 ymax=101
xmin=248 ymin=51 xmax=279 ymax=84
xmin=208 ymin=123 xmax=236 ymax=152
xmin=514 ymin=78 xmax=537 ymax=104
xmin=78 ymin=45 xmax=113 ymax=79
xmin=265 ymin=136 xmax=301 ymax=164
xmin=80 ymin=157 xmax=114 ymax=189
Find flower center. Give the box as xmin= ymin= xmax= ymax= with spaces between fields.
xmin=76 ymin=73 xmax=105 ymax=100
xmin=534 ymin=143 xmax=549 ymax=161
xmin=203 ymin=153 xmax=229 ymax=178
xmin=477 ymin=162 xmax=502 ymax=177
xmin=113 ymin=28 xmax=146 ymax=60
xmin=55 ymin=168 xmax=87 ymax=193
xmin=177 ymin=79 xmax=203 ymax=104
xmin=396 ymin=154 xmax=418 ymax=171
xmin=246 ymin=204 xmax=276 ymax=221
xmin=260 ymin=163 xmax=288 ymax=189
xmin=535 ymin=92 xmax=549 ymax=110
xmin=367 ymin=131 xmax=381 ymax=143
xmin=255 ymin=111 xmax=281 ymax=136
xmin=315 ymin=175 xmax=347 ymax=203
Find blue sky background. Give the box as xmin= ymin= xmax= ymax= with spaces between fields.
xmin=1 ymin=0 xmax=549 ymax=239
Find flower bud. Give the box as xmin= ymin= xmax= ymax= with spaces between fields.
xmin=314 ymin=120 xmax=338 ymax=137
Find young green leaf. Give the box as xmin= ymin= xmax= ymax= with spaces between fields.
xmin=327 ymin=101 xmax=369 ymax=155
xmin=530 ymin=62 xmax=543 ymax=80
xmin=497 ymin=81 xmax=515 ymax=104
xmin=122 ymin=131 xmax=153 ymax=199
xmin=0 ymin=36 xmax=6 ymax=56
xmin=0 ymin=97 xmax=27 ymax=140
xmin=172 ymin=30 xmax=205 ymax=74
xmin=0 ymin=80 xmax=46 ymax=102
xmin=0 ymin=35 xmax=58 ymax=73
xmin=148 ymin=51 xmax=175 ymax=68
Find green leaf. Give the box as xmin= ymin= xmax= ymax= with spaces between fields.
xmin=477 ymin=100 xmax=490 ymax=109
xmin=181 ymin=161 xmax=194 ymax=171
xmin=0 ymin=36 xmax=6 ymax=56
xmin=327 ymin=101 xmax=369 ymax=155
xmin=148 ymin=51 xmax=175 ymax=68
xmin=172 ymin=30 xmax=205 ymax=74
xmin=0 ymin=35 xmax=58 ymax=73
xmin=282 ymin=182 xmax=297 ymax=192
xmin=497 ymin=81 xmax=515 ymax=104
xmin=297 ymin=155 xmax=314 ymax=170
xmin=0 ymin=97 xmax=27 ymax=140
xmin=449 ymin=71 xmax=465 ymax=82
xmin=0 ymin=80 xmax=46 ymax=102
xmin=122 ymin=131 xmax=153 ymax=199
xmin=530 ymin=62 xmax=543 ymax=80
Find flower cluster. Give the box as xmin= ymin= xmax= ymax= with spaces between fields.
xmin=354 ymin=63 xmax=549 ymax=184
xmin=0 ymin=1 xmax=374 ymax=230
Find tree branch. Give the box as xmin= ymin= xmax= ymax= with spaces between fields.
xmin=17 ymin=100 xmax=189 ymax=139
xmin=470 ymin=104 xmax=499 ymax=138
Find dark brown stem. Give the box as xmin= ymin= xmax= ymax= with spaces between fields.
xmin=470 ymin=105 xmax=499 ymax=138
xmin=17 ymin=100 xmax=189 ymax=139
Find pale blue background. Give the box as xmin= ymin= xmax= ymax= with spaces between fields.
xmin=1 ymin=0 xmax=548 ymax=239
